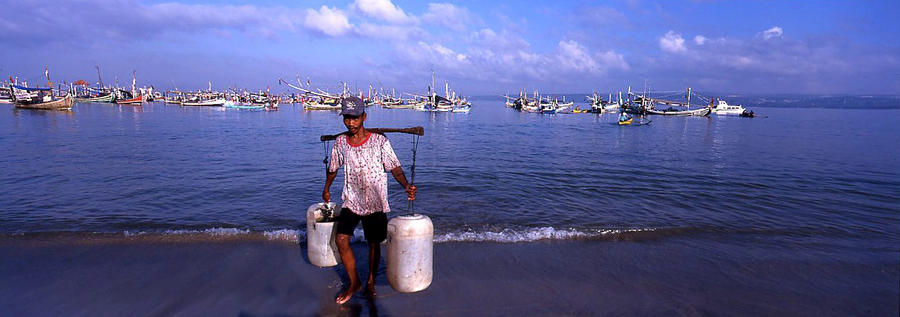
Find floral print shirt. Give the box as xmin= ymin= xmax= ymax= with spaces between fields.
xmin=329 ymin=132 xmax=401 ymax=215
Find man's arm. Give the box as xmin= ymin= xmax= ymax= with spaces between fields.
xmin=323 ymin=170 xmax=337 ymax=203
xmin=390 ymin=166 xmax=417 ymax=200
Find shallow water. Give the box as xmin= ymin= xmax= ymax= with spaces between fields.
xmin=0 ymin=101 xmax=898 ymax=252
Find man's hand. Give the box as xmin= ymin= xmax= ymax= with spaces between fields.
xmin=322 ymin=189 xmax=330 ymax=203
xmin=405 ymin=185 xmax=417 ymax=201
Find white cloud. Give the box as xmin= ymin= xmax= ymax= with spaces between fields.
xmin=422 ymin=3 xmax=471 ymax=31
xmin=556 ymin=40 xmax=598 ymax=71
xmin=580 ymin=6 xmax=629 ymax=26
xmin=472 ymin=28 xmax=529 ymax=50
xmin=351 ymin=0 xmax=414 ymax=24
xmin=694 ymin=35 xmax=707 ymax=45
xmin=411 ymin=42 xmax=469 ymax=66
xmin=660 ymin=30 xmax=687 ymax=53
xmin=355 ymin=23 xmax=423 ymax=40
xmin=762 ymin=26 xmax=783 ymax=40
xmin=304 ymin=6 xmax=352 ymax=37
xmin=556 ymin=40 xmax=629 ymax=73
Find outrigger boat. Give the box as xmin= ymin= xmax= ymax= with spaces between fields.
xmin=587 ymin=92 xmax=622 ymax=113
xmin=115 ymin=71 xmax=143 ymax=105
xmin=73 ymin=66 xmax=116 ymax=103
xmin=74 ymin=88 xmax=115 ymax=103
xmin=1 ymin=83 xmax=15 ymax=104
xmin=7 ymin=84 xmax=73 ymax=110
xmin=409 ymin=71 xmax=470 ymax=112
xmin=7 ymin=69 xmax=74 ymax=110
xmin=164 ymin=90 xmax=185 ymax=105
xmin=182 ymin=92 xmax=226 ymax=106
xmin=630 ymin=87 xmax=710 ymax=116
xmin=279 ymin=78 xmax=343 ymax=111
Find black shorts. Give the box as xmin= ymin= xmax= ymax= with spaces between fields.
xmin=336 ymin=208 xmax=387 ymax=244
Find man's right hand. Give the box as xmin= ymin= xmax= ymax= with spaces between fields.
xmin=322 ymin=189 xmax=330 ymax=203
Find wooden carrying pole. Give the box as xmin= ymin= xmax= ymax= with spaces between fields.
xmin=320 ymin=127 xmax=424 ymax=142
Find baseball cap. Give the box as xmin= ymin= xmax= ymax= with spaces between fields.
xmin=340 ymin=97 xmax=365 ymax=116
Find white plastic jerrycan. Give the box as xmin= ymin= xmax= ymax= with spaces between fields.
xmin=305 ymin=202 xmax=340 ymax=267
xmin=385 ymin=214 xmax=433 ymax=293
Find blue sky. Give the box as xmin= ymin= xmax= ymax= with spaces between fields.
xmin=1 ymin=0 xmax=898 ymax=95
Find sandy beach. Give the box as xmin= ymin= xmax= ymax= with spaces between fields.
xmin=2 ymin=233 xmax=896 ymax=316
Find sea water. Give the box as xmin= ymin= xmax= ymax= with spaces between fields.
xmin=0 ymin=98 xmax=898 ymax=252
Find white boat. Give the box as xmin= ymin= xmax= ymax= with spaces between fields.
xmin=452 ymin=105 xmax=471 ymax=113
xmin=183 ymin=96 xmax=226 ymax=106
xmin=711 ymin=99 xmax=746 ymax=115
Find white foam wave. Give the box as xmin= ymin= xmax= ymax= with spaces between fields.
xmin=434 ymin=227 xmax=658 ymax=243
xmin=115 ymin=226 xmax=658 ymax=244
xmin=435 ymin=227 xmax=587 ymax=243
xmin=263 ymin=229 xmax=303 ymax=243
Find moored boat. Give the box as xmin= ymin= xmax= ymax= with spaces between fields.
xmin=182 ymin=92 xmax=226 ymax=106
xmin=646 ymin=106 xmax=711 ymax=116
xmin=115 ymin=71 xmax=143 ymax=105
xmin=710 ymin=98 xmax=747 ymax=116
xmin=8 ymin=85 xmax=74 ymax=110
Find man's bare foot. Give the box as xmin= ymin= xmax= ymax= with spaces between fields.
xmin=336 ymin=282 xmax=362 ymax=304
xmin=365 ymin=280 xmax=377 ymax=298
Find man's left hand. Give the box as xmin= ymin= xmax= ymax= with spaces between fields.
xmin=405 ymin=185 xmax=417 ymax=200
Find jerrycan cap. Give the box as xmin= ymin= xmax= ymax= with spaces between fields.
xmin=396 ymin=213 xmax=425 ymax=220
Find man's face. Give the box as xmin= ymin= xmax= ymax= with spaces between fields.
xmin=343 ymin=113 xmax=366 ymax=134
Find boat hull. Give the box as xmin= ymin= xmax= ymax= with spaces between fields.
xmin=646 ymin=107 xmax=710 ymax=116
xmin=75 ymin=93 xmax=115 ymax=103
xmin=713 ymin=109 xmax=745 ymax=116
xmin=303 ymin=103 xmax=340 ymax=110
xmin=183 ymin=99 xmax=226 ymax=107
xmin=116 ymin=96 xmax=143 ymax=105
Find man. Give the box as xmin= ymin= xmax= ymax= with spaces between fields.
xmin=323 ymin=96 xmax=417 ymax=304
xmin=618 ymin=110 xmax=631 ymax=122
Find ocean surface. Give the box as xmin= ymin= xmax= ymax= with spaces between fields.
xmin=1 ymin=98 xmax=898 ymax=249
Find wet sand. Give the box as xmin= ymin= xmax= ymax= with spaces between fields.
xmin=1 ymin=235 xmax=897 ymax=316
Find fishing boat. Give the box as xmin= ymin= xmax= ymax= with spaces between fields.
xmin=451 ymin=104 xmax=471 ymax=113
xmin=247 ymin=91 xmax=279 ymax=110
xmin=182 ymin=92 xmax=226 ymax=106
xmin=636 ymin=87 xmax=710 ymax=116
xmin=646 ymin=106 xmax=711 ymax=116
xmin=412 ymin=71 xmax=470 ymax=112
xmin=115 ymin=90 xmax=143 ymax=105
xmin=587 ymin=92 xmax=622 ymax=113
xmin=164 ymin=90 xmax=184 ymax=105
xmin=115 ymin=71 xmax=143 ymax=105
xmin=75 ymin=65 xmax=116 ymax=103
xmin=8 ymin=85 xmax=74 ymax=110
xmin=0 ymin=84 xmax=13 ymax=104
xmin=278 ymin=78 xmax=346 ymax=111
xmin=8 ymin=69 xmax=74 ymax=110
xmin=75 ymin=89 xmax=115 ymax=103
xmin=303 ymin=96 xmax=341 ymax=110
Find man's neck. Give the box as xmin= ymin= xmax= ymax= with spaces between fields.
xmin=348 ymin=127 xmax=367 ymax=140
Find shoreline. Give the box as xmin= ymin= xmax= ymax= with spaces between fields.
xmin=2 ymin=236 xmax=896 ymax=316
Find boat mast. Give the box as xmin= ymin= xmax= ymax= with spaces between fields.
xmin=687 ymin=87 xmax=692 ymax=109
xmin=95 ymin=65 xmax=103 ymax=88
xmin=131 ymin=70 xmax=136 ymax=95
xmin=431 ymin=69 xmax=436 ymax=102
